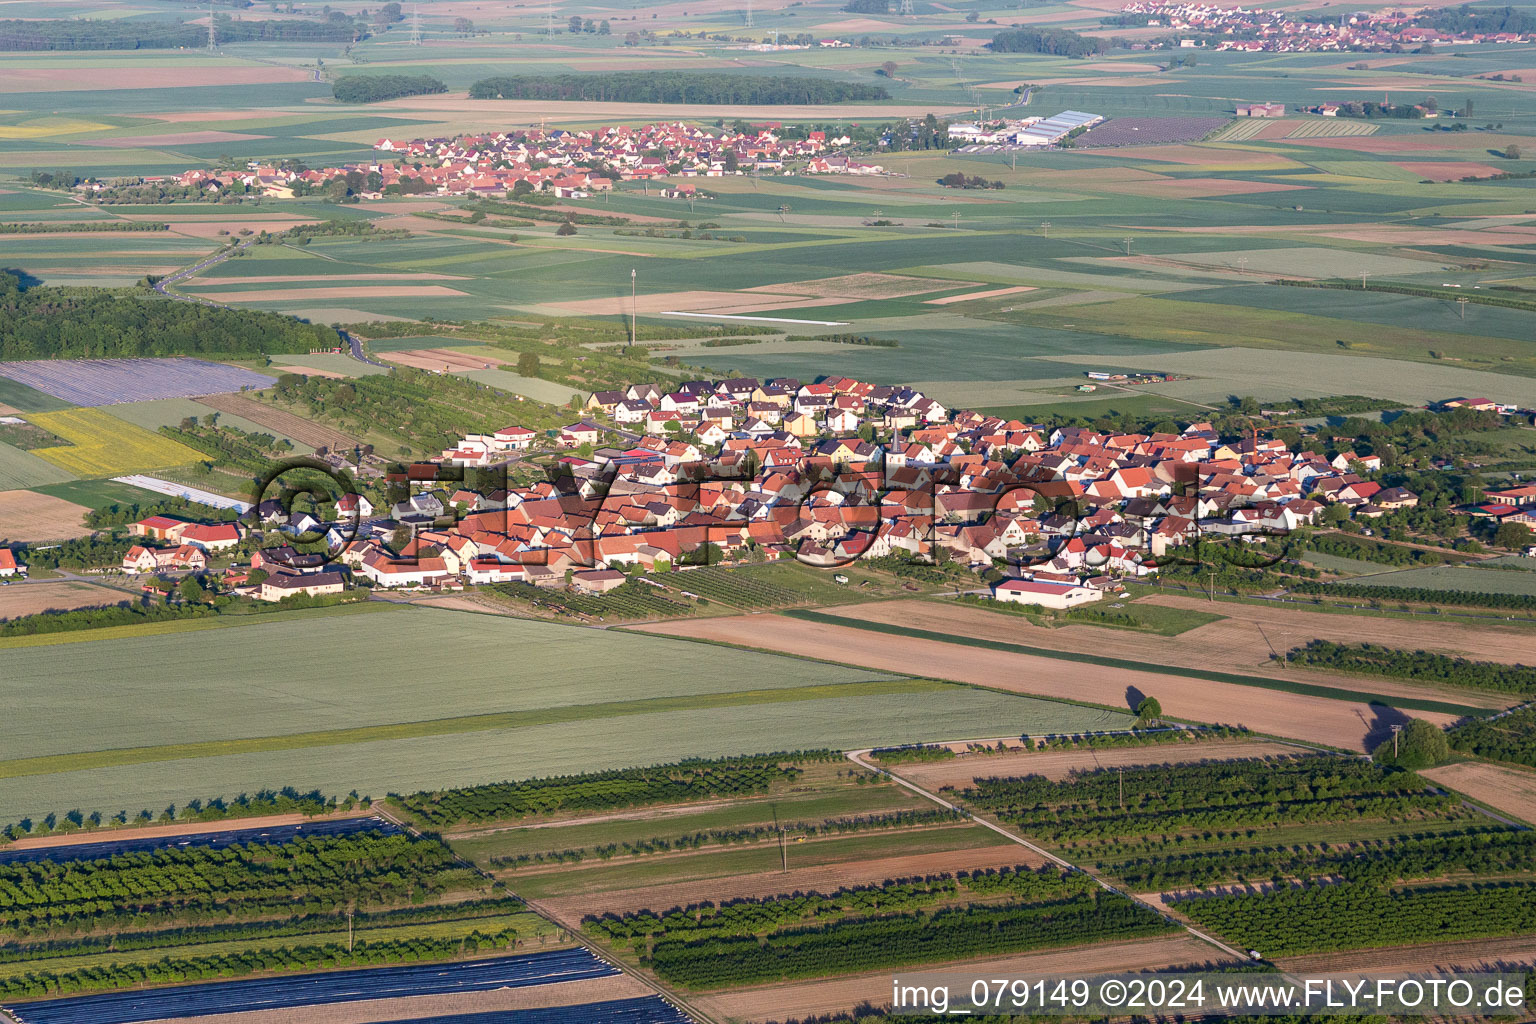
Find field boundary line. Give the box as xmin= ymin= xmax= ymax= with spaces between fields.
xmin=782 ymin=610 xmax=1487 ymax=717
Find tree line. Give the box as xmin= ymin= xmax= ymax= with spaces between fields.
xmin=1 ymin=788 xmax=337 ymax=844
xmin=1283 ymin=639 xmax=1536 ymax=694
xmin=0 ymin=276 xmax=337 ymax=360
xmin=0 ymin=14 xmax=362 ymax=50
xmin=390 ymin=752 xmax=837 ymax=826
xmin=648 ymin=891 xmax=1171 ymax=988
xmin=332 ymin=74 xmax=447 ymax=103
xmin=468 ymin=73 xmax=890 ymax=104
xmin=1176 ymin=881 xmax=1536 ymax=958
xmin=988 ymin=27 xmax=1107 ymax=56
xmin=1448 ymin=705 xmax=1536 ymax=767
xmin=1292 ymin=580 xmax=1536 ymax=612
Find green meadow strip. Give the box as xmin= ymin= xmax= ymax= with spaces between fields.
xmin=0 ymin=601 xmax=391 ymax=650
xmin=780 ymin=610 xmax=1488 ymax=718
xmin=0 ymin=678 xmax=942 ymax=779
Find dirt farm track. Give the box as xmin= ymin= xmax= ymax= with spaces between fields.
xmin=636 ymin=614 xmax=1461 ymax=751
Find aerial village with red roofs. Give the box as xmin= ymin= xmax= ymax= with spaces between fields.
xmin=79 ymin=376 xmax=1536 ymax=609
xmin=145 ymin=122 xmax=881 ymax=201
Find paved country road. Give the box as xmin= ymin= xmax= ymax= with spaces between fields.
xmin=153 ymin=237 xmax=387 ymax=368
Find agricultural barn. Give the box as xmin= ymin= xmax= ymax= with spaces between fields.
xmin=0 ymin=548 xmax=20 ymax=577
xmin=992 ymin=578 xmax=1103 ymax=610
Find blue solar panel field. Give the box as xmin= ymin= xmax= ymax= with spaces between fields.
xmin=0 ymin=816 xmax=399 ymax=866
xmin=3 ymin=952 xmax=625 ymax=1024
xmin=0 ymin=358 xmax=275 ymax=406
xmin=358 ymin=999 xmax=693 ymax=1024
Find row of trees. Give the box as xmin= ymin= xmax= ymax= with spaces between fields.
xmin=468 ymin=73 xmax=889 ymax=104
xmin=490 ymin=808 xmax=964 ymax=870
xmin=0 ymin=276 xmax=337 ymax=360
xmin=1111 ymin=826 xmax=1533 ymax=890
xmin=962 ymin=756 xmax=1447 ymax=840
xmin=988 ymin=27 xmax=1106 ymax=56
xmin=648 ymin=892 xmax=1172 ymax=988
xmin=1307 ymin=533 xmax=1462 ymax=567
xmin=332 ymin=74 xmax=447 ymax=104
xmin=0 ymin=832 xmax=475 ymax=927
xmin=0 ymin=929 xmax=515 ymax=999
xmin=1448 ymin=706 xmax=1536 ymax=767
xmin=0 ymin=13 xmax=362 ymax=50
xmin=2 ymin=788 xmax=337 ymax=843
xmin=1283 ymin=639 xmax=1536 ymax=694
xmin=390 ymin=752 xmax=834 ymax=826
xmin=1292 ymin=580 xmax=1536 ymax=612
xmin=1177 ymin=881 xmax=1536 ymax=957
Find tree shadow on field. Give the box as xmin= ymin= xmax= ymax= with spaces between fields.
xmin=1125 ymin=685 xmax=1146 ymax=714
xmin=1 ymin=267 xmax=42 ymax=290
xmin=1360 ymin=701 xmax=1412 ymax=753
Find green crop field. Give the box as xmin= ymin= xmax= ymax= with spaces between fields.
xmin=1336 ymin=566 xmax=1536 ymax=596
xmin=0 ymin=441 xmax=77 ymax=490
xmin=0 ymin=604 xmax=1129 ymax=821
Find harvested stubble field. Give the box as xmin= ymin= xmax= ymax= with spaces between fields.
xmin=690 ymin=934 xmax=1227 ymax=1024
xmin=1421 ymin=761 xmax=1536 ymax=825
xmin=636 ymin=614 xmax=1456 ymax=750
xmin=0 ymin=581 xmax=124 ymax=621
xmin=0 ymin=485 xmax=90 ymax=537
xmin=888 ymin=738 xmax=1306 ymax=791
xmin=27 ymin=408 xmax=205 ymax=477
xmin=381 ymin=348 xmax=511 ymax=373
xmin=819 ymin=599 xmax=1513 ymax=710
xmin=194 ymin=392 xmax=356 ymax=450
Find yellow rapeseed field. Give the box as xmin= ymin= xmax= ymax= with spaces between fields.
xmin=28 ymin=407 xmax=205 ymax=477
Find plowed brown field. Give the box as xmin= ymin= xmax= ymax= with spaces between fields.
xmin=692 ymin=935 xmax=1229 ymax=1023
xmin=635 ymin=614 xmax=1459 ymax=750
xmin=536 ymin=845 xmax=1045 ymax=929
xmin=193 ymin=393 xmax=354 ymax=450
xmin=1422 ymin=761 xmax=1536 ymax=825
xmin=827 ymin=599 xmax=1513 ymax=710
xmin=889 ymin=739 xmax=1308 ymax=791
xmin=0 ymin=489 xmax=93 ymax=542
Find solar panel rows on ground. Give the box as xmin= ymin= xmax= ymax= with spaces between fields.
xmin=351 ymin=1001 xmax=693 ymax=1024
xmin=3 ymin=952 xmax=624 ymax=1024
xmin=0 ymin=358 xmax=274 ymax=406
xmin=0 ymin=815 xmax=398 ymax=866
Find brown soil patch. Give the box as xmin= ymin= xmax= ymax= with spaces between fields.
xmin=193 ymin=393 xmax=354 ymax=450
xmin=536 ymin=845 xmax=1043 ymax=929
xmin=271 ymin=364 xmax=353 ymax=380
xmin=379 ymin=348 xmax=510 ymax=373
xmin=0 ymin=489 xmax=94 ymax=542
xmin=1273 ymin=133 xmax=1527 ymax=154
xmin=0 ymin=580 xmax=125 ymax=621
xmin=1394 ymin=160 xmax=1503 ymax=181
xmin=1278 ymin=934 xmax=1536 ymax=975
xmin=195 ymin=285 xmax=467 ymax=302
xmin=139 ymin=975 xmax=648 ymax=1024
xmin=636 ymin=614 xmax=1459 ymax=751
xmin=747 ymin=272 xmax=959 ymax=300
xmin=0 ymin=66 xmax=313 ymax=94
xmin=890 ymin=739 xmax=1307 ymax=791
xmin=1422 ymin=761 xmax=1536 ymax=825
xmin=1144 ymin=593 xmax=1536 ymax=666
xmin=694 ymin=935 xmax=1228 ymax=1023
xmin=86 ymin=131 xmax=270 ymax=149
xmin=925 ymin=285 xmax=1037 ymax=305
xmin=830 ymin=599 xmax=1511 ymax=710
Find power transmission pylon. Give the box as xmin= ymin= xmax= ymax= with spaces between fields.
xmin=899 ymin=0 xmax=914 ymax=14
xmin=745 ymin=0 xmax=754 ymax=29
xmin=208 ymin=0 xmax=216 ymax=50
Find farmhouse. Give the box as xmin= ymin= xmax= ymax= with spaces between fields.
xmin=0 ymin=548 xmax=20 ymax=577
xmin=991 ymin=579 xmax=1104 ymax=610
xmin=258 ymin=570 xmax=347 ymax=603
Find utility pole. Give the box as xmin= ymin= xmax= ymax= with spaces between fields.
xmin=951 ymin=211 xmax=960 ymax=229
xmin=1118 ymin=766 xmax=1124 ymax=811
xmin=629 ymin=268 xmax=637 ymax=351
xmin=1360 ymin=270 xmax=1369 ymax=290
xmin=1040 ymin=220 xmax=1050 ymax=238
xmin=1237 ymin=255 xmax=1248 ymax=275
xmin=779 ymin=828 xmax=788 ymax=873
xmin=1391 ymin=723 xmax=1403 ymax=758
xmin=1457 ymin=296 xmax=1468 ymax=319
xmin=347 ymin=908 xmax=354 ymax=952
xmin=1122 ymin=236 xmax=1133 ymax=256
